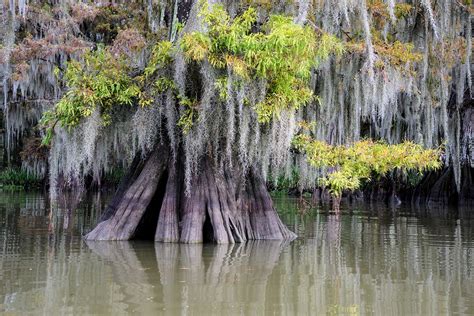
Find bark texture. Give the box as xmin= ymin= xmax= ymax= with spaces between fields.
xmin=85 ymin=147 xmax=168 ymax=240
xmin=86 ymin=150 xmax=296 ymax=243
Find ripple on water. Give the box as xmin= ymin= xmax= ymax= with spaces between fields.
xmin=0 ymin=193 xmax=473 ymax=314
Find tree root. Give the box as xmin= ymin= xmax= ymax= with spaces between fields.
xmin=86 ymin=150 xmax=296 ymax=243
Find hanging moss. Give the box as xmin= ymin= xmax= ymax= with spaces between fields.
xmin=180 ymin=2 xmax=343 ymax=123
xmin=0 ymin=0 xmax=471 ymax=206
xmin=40 ymin=46 xmax=142 ymax=144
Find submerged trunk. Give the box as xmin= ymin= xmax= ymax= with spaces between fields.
xmin=85 ymin=147 xmax=296 ymax=243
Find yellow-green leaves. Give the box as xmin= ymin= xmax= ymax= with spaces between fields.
xmin=41 ymin=38 xmax=178 ymax=144
xmin=154 ymin=77 xmax=176 ymax=94
xmin=144 ymin=41 xmax=173 ymax=79
xmin=214 ymin=77 xmax=228 ymax=101
xmin=177 ymin=95 xmax=198 ymax=134
xmin=181 ymin=2 xmax=342 ymax=124
xmin=41 ymin=47 xmax=141 ymax=144
xmin=374 ymin=41 xmax=422 ymax=70
xmin=394 ymin=3 xmax=413 ymax=19
xmin=319 ymin=170 xmax=361 ymax=197
xmin=293 ymin=134 xmax=442 ymax=197
xmin=315 ymin=33 xmax=345 ymax=68
xmin=180 ymin=33 xmax=211 ymax=62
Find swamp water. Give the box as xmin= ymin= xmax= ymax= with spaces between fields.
xmin=0 ymin=192 xmax=473 ymax=315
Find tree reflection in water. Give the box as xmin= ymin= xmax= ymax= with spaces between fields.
xmin=87 ymin=240 xmax=287 ymax=314
xmin=0 ymin=193 xmax=473 ymax=314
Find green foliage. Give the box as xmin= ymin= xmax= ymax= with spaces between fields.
xmin=315 ymin=33 xmax=345 ymax=66
xmin=394 ymin=3 xmax=413 ymax=19
xmin=293 ymin=134 xmax=442 ymax=197
xmin=176 ymin=95 xmax=198 ymax=134
xmin=154 ymin=77 xmax=176 ymax=93
xmin=0 ymin=168 xmax=43 ymax=189
xmin=214 ymin=77 xmax=228 ymax=101
xmin=180 ymin=32 xmax=211 ymax=62
xmin=41 ymin=46 xmax=141 ymax=144
xmin=181 ymin=1 xmax=343 ymax=123
xmin=41 ymin=3 xmax=343 ymax=138
xmin=268 ymin=167 xmax=300 ymax=193
xmin=137 ymin=41 xmax=175 ymax=107
xmin=143 ymin=41 xmax=173 ymax=79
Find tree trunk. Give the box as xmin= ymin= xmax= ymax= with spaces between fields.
xmin=85 ymin=149 xmax=296 ymax=243
xmin=155 ymin=161 xmax=181 ymax=242
xmin=85 ymin=145 xmax=168 ymax=240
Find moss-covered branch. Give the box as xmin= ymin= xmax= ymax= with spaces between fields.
xmin=180 ymin=2 xmax=343 ymax=123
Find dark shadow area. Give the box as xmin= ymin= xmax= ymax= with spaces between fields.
xmin=203 ymin=210 xmax=215 ymax=243
xmin=133 ymin=169 xmax=169 ymax=240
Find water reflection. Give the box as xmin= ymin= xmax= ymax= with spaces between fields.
xmin=286 ymin=215 xmax=474 ymax=315
xmin=0 ymin=192 xmax=473 ymax=314
xmin=85 ymin=241 xmax=288 ymax=314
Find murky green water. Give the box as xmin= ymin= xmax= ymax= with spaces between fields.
xmin=0 ymin=192 xmax=473 ymax=315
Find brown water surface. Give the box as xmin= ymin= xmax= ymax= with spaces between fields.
xmin=0 ymin=192 xmax=473 ymax=315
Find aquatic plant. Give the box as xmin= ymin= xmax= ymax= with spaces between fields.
xmin=0 ymin=167 xmax=43 ymax=189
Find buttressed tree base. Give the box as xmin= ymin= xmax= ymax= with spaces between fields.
xmin=86 ymin=145 xmax=296 ymax=242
